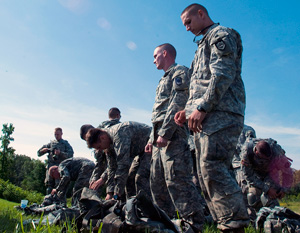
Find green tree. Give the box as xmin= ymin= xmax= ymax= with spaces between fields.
xmin=0 ymin=123 xmax=15 ymax=180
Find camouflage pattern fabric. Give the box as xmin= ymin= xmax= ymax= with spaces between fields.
xmin=241 ymin=138 xmax=293 ymax=210
xmin=150 ymin=63 xmax=205 ymax=230
xmin=56 ymin=157 xmax=95 ymax=206
xmin=187 ymin=24 xmax=249 ymax=230
xmin=97 ymin=119 xmax=120 ymax=129
xmin=90 ymin=118 xmax=120 ymax=192
xmin=89 ymin=150 xmax=108 ymax=185
xmin=37 ymin=138 xmax=74 ymax=192
xmin=232 ymin=125 xmax=256 ymax=199
xmin=105 ymin=121 xmax=151 ymax=197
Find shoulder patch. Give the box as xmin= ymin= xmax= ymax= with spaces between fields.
xmin=216 ymin=40 xmax=226 ymax=51
xmin=175 ymin=77 xmax=182 ymax=85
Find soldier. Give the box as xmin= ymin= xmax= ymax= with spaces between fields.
xmin=86 ymin=121 xmax=151 ymax=201
xmin=97 ymin=107 xmax=121 ymax=129
xmin=232 ymin=125 xmax=257 ymax=190
xmin=144 ymin=43 xmax=204 ymax=232
xmin=37 ymin=127 xmax=74 ymax=194
xmin=80 ymin=124 xmax=114 ymax=198
xmin=241 ymin=138 xmax=293 ymax=212
xmin=49 ymin=157 xmax=95 ymax=206
xmin=175 ymin=4 xmax=249 ymax=232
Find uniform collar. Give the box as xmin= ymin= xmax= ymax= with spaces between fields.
xmin=193 ymin=23 xmax=220 ymax=45
xmin=164 ymin=63 xmax=177 ymax=77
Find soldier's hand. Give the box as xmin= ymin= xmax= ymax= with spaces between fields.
xmin=267 ymin=187 xmax=277 ymax=199
xmin=90 ymin=178 xmax=105 ymax=190
xmin=40 ymin=148 xmax=49 ymax=154
xmin=174 ymin=110 xmax=186 ymax=126
xmin=54 ymin=149 xmax=60 ymax=155
xmin=105 ymin=193 xmax=113 ymax=200
xmin=145 ymin=143 xmax=153 ymax=153
xmin=156 ymin=136 xmax=168 ymax=148
xmin=51 ymin=189 xmax=57 ymax=195
xmin=188 ymin=109 xmax=206 ymax=133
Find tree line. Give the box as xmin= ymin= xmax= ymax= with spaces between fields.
xmin=0 ymin=123 xmax=46 ymax=195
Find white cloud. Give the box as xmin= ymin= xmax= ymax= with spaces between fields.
xmin=57 ymin=0 xmax=89 ymax=14
xmin=126 ymin=41 xmax=137 ymax=51
xmin=97 ymin=18 xmax=111 ymax=30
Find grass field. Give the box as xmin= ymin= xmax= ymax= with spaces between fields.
xmin=0 ymin=198 xmax=299 ymax=233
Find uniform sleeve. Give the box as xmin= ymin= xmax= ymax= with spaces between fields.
xmin=106 ymin=149 xmax=117 ymax=193
xmin=89 ymin=150 xmax=107 ymax=184
xmin=158 ymin=68 xmax=189 ymax=140
xmin=56 ymin=166 xmax=71 ymax=193
xmin=37 ymin=142 xmax=51 ymax=157
xmin=113 ymin=133 xmax=133 ymax=195
xmin=197 ymin=30 xmax=240 ymax=112
xmin=240 ymin=145 xmax=270 ymax=193
xmin=60 ymin=141 xmax=74 ymax=160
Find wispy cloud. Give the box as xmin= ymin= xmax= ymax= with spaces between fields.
xmin=126 ymin=41 xmax=137 ymax=51
xmin=97 ymin=17 xmax=112 ymax=30
xmin=57 ymin=0 xmax=89 ymax=14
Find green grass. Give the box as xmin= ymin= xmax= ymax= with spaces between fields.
xmin=1 ymin=198 xmax=299 ymax=233
xmin=280 ymin=201 xmax=300 ymax=214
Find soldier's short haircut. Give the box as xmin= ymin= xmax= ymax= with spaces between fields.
xmin=54 ymin=127 xmax=63 ymax=133
xmin=80 ymin=124 xmax=94 ymax=140
xmin=157 ymin=43 xmax=177 ymax=59
xmin=86 ymin=128 xmax=103 ymax=148
xmin=108 ymin=107 xmax=121 ymax=119
xmin=181 ymin=3 xmax=209 ymax=17
xmin=256 ymin=140 xmax=272 ymax=157
xmin=49 ymin=165 xmax=58 ymax=178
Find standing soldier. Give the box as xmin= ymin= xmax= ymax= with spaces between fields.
xmin=145 ymin=43 xmax=204 ymax=232
xmin=175 ymin=3 xmax=249 ymax=232
xmin=98 ymin=107 xmax=121 ymax=129
xmin=38 ymin=127 xmax=74 ymax=194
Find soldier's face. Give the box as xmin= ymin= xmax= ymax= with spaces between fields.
xmin=92 ymin=135 xmax=110 ymax=150
xmin=54 ymin=130 xmax=62 ymax=141
xmin=181 ymin=10 xmax=204 ymax=36
xmin=153 ymin=47 xmax=165 ymax=70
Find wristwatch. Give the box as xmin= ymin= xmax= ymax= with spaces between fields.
xmin=113 ymin=194 xmax=119 ymax=200
xmin=197 ymin=105 xmax=206 ymax=113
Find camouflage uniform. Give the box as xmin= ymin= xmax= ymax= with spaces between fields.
xmin=186 ymin=24 xmax=249 ymax=230
xmin=150 ymin=63 xmax=204 ymax=230
xmin=104 ymin=121 xmax=151 ymax=198
xmin=97 ymin=118 xmax=120 ymax=129
xmin=55 ymin=157 xmax=95 ymax=206
xmin=240 ymin=138 xmax=293 ymax=210
xmin=89 ymin=119 xmax=121 ymax=191
xmin=232 ymin=125 xmax=256 ymax=191
xmin=37 ymin=138 xmax=74 ymax=194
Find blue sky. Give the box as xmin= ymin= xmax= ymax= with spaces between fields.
xmin=1 ymin=0 xmax=300 ymax=169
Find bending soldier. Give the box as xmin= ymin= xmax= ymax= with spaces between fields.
xmin=49 ymin=157 xmax=95 ymax=206
xmin=241 ymin=138 xmax=293 ymax=212
xmin=86 ymin=121 xmax=151 ymax=201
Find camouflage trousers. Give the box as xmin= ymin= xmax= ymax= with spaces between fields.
xmin=195 ymin=125 xmax=250 ymax=230
xmin=150 ymin=134 xmax=205 ymax=230
xmin=125 ymin=153 xmax=151 ymax=199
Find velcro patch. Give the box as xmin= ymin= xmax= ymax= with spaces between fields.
xmin=175 ymin=77 xmax=182 ymax=85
